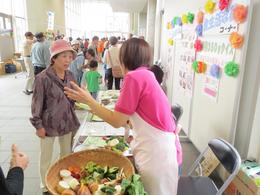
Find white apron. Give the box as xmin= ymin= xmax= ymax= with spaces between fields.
xmin=130 ymin=113 xmax=178 ymax=195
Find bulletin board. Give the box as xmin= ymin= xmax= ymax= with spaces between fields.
xmin=163 ymin=0 xmax=252 ymax=151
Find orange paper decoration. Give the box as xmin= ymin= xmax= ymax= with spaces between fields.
xmin=233 ymin=4 xmax=248 ymax=23
xmin=198 ymin=61 xmax=207 ymax=73
xmin=197 ymin=11 xmax=204 ymax=24
xmin=229 ymin=32 xmax=244 ymax=48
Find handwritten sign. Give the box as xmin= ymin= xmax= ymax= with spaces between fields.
xmin=197 ymin=36 xmax=235 ymax=67
xmin=175 ymin=25 xmax=196 ymax=97
xmin=47 ymin=11 xmax=55 ymax=31
xmin=168 ymin=26 xmax=182 ymax=40
xmin=164 ymin=45 xmax=175 ymax=81
xmin=203 ymin=74 xmax=220 ymax=101
xmin=203 ymin=5 xmax=238 ymax=35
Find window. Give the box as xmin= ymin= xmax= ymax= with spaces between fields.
xmin=13 ymin=0 xmax=26 ymax=18
xmin=0 ymin=0 xmax=27 ymax=52
xmin=0 ymin=16 xmax=4 ymax=30
xmin=0 ymin=0 xmax=12 ymax=15
xmin=65 ymin=0 xmax=130 ymax=39
xmin=15 ymin=17 xmax=26 ymax=52
xmin=5 ymin=17 xmax=12 ymax=30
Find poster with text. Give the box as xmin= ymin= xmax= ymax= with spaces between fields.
xmin=203 ymin=74 xmax=220 ymax=102
xmin=175 ymin=25 xmax=196 ymax=98
xmin=47 ymin=11 xmax=55 ymax=31
xmin=197 ymin=36 xmax=233 ymax=101
xmin=197 ymin=36 xmax=235 ymax=68
xmin=203 ymin=5 xmax=238 ymax=35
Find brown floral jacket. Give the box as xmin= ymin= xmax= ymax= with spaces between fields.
xmin=30 ymin=66 xmax=80 ymax=136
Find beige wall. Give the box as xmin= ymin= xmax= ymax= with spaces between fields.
xmin=26 ymin=0 xmax=65 ymax=34
xmin=248 ymin=82 xmax=260 ymax=162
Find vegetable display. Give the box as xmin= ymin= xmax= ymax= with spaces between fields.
xmin=56 ymin=162 xmax=147 ymax=195
xmin=83 ymin=136 xmax=130 ymax=155
xmin=105 ymin=137 xmax=129 ymax=154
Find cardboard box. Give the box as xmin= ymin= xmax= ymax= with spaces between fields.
xmin=225 ymin=169 xmax=260 ymax=195
xmin=0 ymin=59 xmax=23 ymax=75
xmin=0 ymin=63 xmax=5 ymax=75
xmin=237 ymin=169 xmax=260 ymax=195
xmin=12 ymin=60 xmax=22 ymax=72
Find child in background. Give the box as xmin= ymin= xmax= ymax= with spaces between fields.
xmin=150 ymin=64 xmax=183 ymax=175
xmin=150 ymin=65 xmax=164 ymax=85
xmin=83 ymin=60 xmax=102 ymax=99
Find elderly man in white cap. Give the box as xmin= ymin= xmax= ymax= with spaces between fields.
xmin=69 ymin=40 xmax=85 ymax=85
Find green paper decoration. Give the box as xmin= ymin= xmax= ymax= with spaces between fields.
xmin=224 ymin=61 xmax=239 ymax=77
xmin=192 ymin=61 xmax=207 ymax=73
xmin=173 ymin=16 xmax=179 ymax=25
xmin=192 ymin=61 xmax=199 ymax=72
xmin=187 ymin=12 xmax=195 ymax=24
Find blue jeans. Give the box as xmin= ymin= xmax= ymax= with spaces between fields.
xmin=178 ymin=165 xmax=182 ymax=176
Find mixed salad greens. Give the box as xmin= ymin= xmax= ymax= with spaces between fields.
xmin=57 ymin=161 xmax=147 ymax=195
xmin=83 ymin=136 xmax=129 ymax=155
xmin=80 ymin=162 xmax=147 ymax=195
xmin=105 ymin=136 xmax=129 ymax=154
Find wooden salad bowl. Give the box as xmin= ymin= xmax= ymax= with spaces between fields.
xmin=46 ymin=148 xmax=135 ymax=195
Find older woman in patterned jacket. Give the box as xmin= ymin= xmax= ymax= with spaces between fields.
xmin=30 ymin=39 xmax=80 ymax=194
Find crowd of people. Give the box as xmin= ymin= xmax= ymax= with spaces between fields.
xmin=1 ymin=31 xmax=181 ymax=195
xmin=22 ymin=32 xmax=136 ymax=97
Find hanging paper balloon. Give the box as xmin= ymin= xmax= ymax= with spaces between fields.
xmin=171 ymin=19 xmax=175 ymax=28
xmin=176 ymin=17 xmax=182 ymax=26
xmin=219 ymin=0 xmax=230 ymax=11
xmin=233 ymin=4 xmax=248 ymax=23
xmin=224 ymin=61 xmax=239 ymax=77
xmin=197 ymin=11 xmax=204 ymax=24
xmin=194 ymin=39 xmax=203 ymax=52
xmin=192 ymin=61 xmax=207 ymax=73
xmin=182 ymin=14 xmax=188 ymax=24
xmin=167 ymin=22 xmax=171 ymax=29
xmin=168 ymin=38 xmax=174 ymax=46
xmin=229 ymin=32 xmax=244 ymax=49
xmin=187 ymin=12 xmax=195 ymax=24
xmin=197 ymin=61 xmax=207 ymax=73
xmin=196 ymin=24 xmax=203 ymax=36
xmin=173 ymin=17 xmax=179 ymax=25
xmin=210 ymin=64 xmax=221 ymax=78
xmin=192 ymin=61 xmax=199 ymax=72
xmin=205 ymin=0 xmax=216 ymax=14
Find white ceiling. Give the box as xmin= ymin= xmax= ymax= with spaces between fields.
xmin=108 ymin=0 xmax=148 ymax=13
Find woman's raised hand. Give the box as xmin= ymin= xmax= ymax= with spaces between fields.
xmin=64 ymin=81 xmax=94 ymax=104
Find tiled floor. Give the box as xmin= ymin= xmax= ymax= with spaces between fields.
xmin=0 ymin=73 xmax=199 ymax=195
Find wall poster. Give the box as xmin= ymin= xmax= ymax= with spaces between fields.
xmin=203 ymin=74 xmax=220 ymax=101
xmin=175 ymin=25 xmax=196 ymax=98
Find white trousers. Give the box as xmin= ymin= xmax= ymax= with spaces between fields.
xmin=24 ymin=57 xmax=34 ymax=91
xmin=39 ymin=132 xmax=72 ymax=192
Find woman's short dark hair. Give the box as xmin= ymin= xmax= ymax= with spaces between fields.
xmin=50 ymin=53 xmax=60 ymax=65
xmin=92 ymin=36 xmax=99 ymax=41
xmin=89 ymin=60 xmax=98 ymax=68
xmin=83 ymin=48 xmax=95 ymax=58
xmin=25 ymin=31 xmax=33 ymax=37
xmin=150 ymin=65 xmax=164 ymax=84
xmin=119 ymin=38 xmax=151 ymax=71
xmin=109 ymin=36 xmax=118 ymax=46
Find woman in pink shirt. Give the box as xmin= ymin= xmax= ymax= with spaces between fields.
xmin=65 ymin=38 xmax=178 ymax=195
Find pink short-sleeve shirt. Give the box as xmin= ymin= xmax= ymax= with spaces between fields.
xmin=115 ymin=67 xmax=176 ymax=133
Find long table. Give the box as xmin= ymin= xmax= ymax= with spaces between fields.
xmin=72 ymin=90 xmax=126 ymax=152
